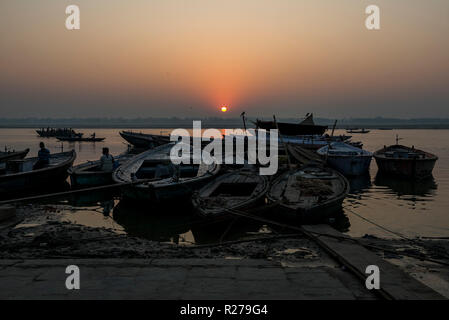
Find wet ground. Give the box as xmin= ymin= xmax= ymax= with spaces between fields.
xmin=1 ymin=204 xmax=448 ymax=298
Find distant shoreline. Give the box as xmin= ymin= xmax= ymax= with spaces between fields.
xmin=2 ymin=118 xmax=449 ymax=130
xmin=1 ymin=125 xmax=449 ymax=130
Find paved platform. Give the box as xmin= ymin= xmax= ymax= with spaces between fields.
xmin=0 ymin=259 xmax=377 ymax=300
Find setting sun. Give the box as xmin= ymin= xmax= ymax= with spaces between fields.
xmin=221 ymin=106 xmax=228 ymax=113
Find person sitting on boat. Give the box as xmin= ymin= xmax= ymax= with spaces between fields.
xmin=100 ymin=147 xmax=114 ymax=172
xmin=34 ymin=142 xmax=50 ymax=170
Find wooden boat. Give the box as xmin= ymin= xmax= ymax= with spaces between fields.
xmin=317 ymin=142 xmax=373 ymax=176
xmin=113 ymin=143 xmax=221 ymax=202
xmin=267 ymin=166 xmax=349 ymax=223
xmin=36 ymin=128 xmax=83 ymax=138
xmin=253 ymin=113 xmax=328 ymax=136
xmin=346 ymin=128 xmax=370 ymax=134
xmin=0 ymin=151 xmax=76 ymax=193
xmin=0 ymin=148 xmax=29 ymax=164
xmin=68 ymin=153 xmax=135 ymax=187
xmin=119 ymin=131 xmax=170 ymax=149
xmin=374 ymin=145 xmax=437 ymax=179
xmin=191 ymin=169 xmax=270 ymax=219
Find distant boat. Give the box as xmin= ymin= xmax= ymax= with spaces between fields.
xmin=0 ymin=150 xmax=76 ymax=193
xmin=119 ymin=131 xmax=170 ymax=149
xmin=346 ymin=128 xmax=370 ymax=134
xmin=191 ymin=169 xmax=270 ymax=220
xmin=68 ymin=153 xmax=135 ymax=188
xmin=374 ymin=144 xmax=438 ymax=179
xmin=267 ymin=166 xmax=349 ymax=223
xmin=36 ymin=128 xmax=83 ymax=138
xmin=0 ymin=148 xmax=29 ymax=164
xmin=253 ymin=113 xmax=328 ymax=136
xmin=57 ymin=135 xmax=105 ymax=142
xmin=112 ymin=143 xmax=220 ymax=202
xmin=317 ymin=142 xmax=373 ymax=176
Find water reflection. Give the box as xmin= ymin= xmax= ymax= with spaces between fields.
xmin=66 ymin=189 xmax=119 ymax=207
xmin=374 ymin=173 xmax=437 ymax=197
xmin=347 ymin=174 xmax=372 ymax=194
xmin=112 ymin=200 xmax=201 ymax=244
xmin=190 ymin=217 xmax=268 ymax=244
xmin=0 ymin=181 xmax=71 ymax=201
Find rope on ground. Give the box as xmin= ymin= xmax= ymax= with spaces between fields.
xmin=343 ymin=205 xmax=449 ymax=260
xmin=343 ymin=205 xmax=413 ymax=241
xmin=220 ymin=207 xmax=449 ymax=267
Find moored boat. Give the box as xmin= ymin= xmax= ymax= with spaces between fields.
xmin=317 ymin=142 xmax=373 ymax=176
xmin=112 ymin=143 xmax=221 ymax=202
xmin=68 ymin=153 xmax=135 ymax=187
xmin=0 ymin=148 xmax=29 ymax=164
xmin=253 ymin=113 xmax=328 ymax=136
xmin=0 ymin=150 xmax=76 ymax=193
xmin=191 ymin=169 xmax=270 ymax=220
xmin=267 ymin=166 xmax=349 ymax=223
xmin=119 ymin=131 xmax=170 ymax=149
xmin=373 ymin=144 xmax=437 ymax=179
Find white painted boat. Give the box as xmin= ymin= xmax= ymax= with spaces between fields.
xmin=317 ymin=142 xmax=372 ymax=176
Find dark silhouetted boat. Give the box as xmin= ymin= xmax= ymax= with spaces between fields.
xmin=0 ymin=150 xmax=76 ymax=193
xmin=119 ymin=131 xmax=170 ymax=149
xmin=56 ymin=134 xmax=105 ymax=142
xmin=374 ymin=144 xmax=438 ymax=179
xmin=0 ymin=148 xmax=29 ymax=164
xmin=113 ymin=143 xmax=220 ymax=202
xmin=36 ymin=128 xmax=83 ymax=138
xmin=253 ymin=113 xmax=328 ymax=136
xmin=192 ymin=169 xmax=269 ymax=220
xmin=346 ymin=128 xmax=370 ymax=134
xmin=267 ymin=166 xmax=349 ymax=223
xmin=68 ymin=153 xmax=135 ymax=187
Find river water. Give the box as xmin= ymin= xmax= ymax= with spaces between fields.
xmin=1 ymin=128 xmax=448 ymax=242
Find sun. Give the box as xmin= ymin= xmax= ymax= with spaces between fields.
xmin=221 ymin=106 xmax=228 ymax=113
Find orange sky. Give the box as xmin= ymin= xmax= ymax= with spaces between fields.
xmin=0 ymin=0 xmax=448 ymax=118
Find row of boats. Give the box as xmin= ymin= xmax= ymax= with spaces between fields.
xmin=0 ymin=116 xmax=439 ymax=224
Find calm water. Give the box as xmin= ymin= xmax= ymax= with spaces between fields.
xmin=1 ymin=128 xmax=448 ymax=242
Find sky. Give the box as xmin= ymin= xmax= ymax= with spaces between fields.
xmin=0 ymin=0 xmax=448 ymax=119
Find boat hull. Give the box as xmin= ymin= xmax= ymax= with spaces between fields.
xmin=119 ymin=131 xmax=169 ymax=149
xmin=326 ymin=155 xmax=372 ymax=176
xmin=275 ymin=196 xmax=345 ymax=224
xmin=122 ymin=176 xmax=212 ymax=203
xmin=0 ymin=149 xmax=29 ymax=164
xmin=374 ymin=156 xmax=436 ymax=179
xmin=70 ymin=171 xmax=113 ymax=188
xmin=0 ymin=152 xmax=76 ymax=193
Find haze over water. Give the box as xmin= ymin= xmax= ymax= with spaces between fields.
xmin=1 ymin=128 xmax=448 ymax=241
xmin=1 ymin=0 xmax=448 ymax=118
